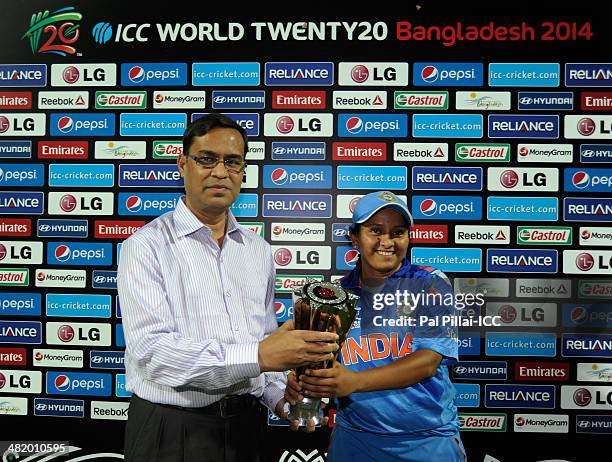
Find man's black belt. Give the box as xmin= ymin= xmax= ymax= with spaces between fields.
xmin=154 ymin=394 xmax=260 ymax=418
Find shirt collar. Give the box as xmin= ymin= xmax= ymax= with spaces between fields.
xmin=173 ymin=196 xmax=245 ymax=240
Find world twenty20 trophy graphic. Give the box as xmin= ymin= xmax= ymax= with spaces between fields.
xmin=288 ymin=280 xmax=359 ymax=426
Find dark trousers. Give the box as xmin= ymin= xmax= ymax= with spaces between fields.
xmin=125 ymin=395 xmax=265 ymax=462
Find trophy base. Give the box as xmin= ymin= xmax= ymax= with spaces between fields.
xmin=287 ymin=397 xmax=322 ymax=426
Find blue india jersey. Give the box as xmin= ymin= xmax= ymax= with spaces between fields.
xmin=336 ymin=258 xmax=460 ymax=436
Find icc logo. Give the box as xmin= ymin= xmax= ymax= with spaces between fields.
xmin=22 ymin=7 xmax=82 ymax=56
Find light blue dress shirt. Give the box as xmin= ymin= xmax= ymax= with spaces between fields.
xmin=117 ymin=197 xmax=285 ymax=411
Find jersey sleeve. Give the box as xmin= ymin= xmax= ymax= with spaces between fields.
xmin=411 ymin=269 xmax=459 ymax=365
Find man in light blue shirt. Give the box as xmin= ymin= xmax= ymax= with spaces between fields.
xmin=118 ymin=113 xmax=338 ymax=462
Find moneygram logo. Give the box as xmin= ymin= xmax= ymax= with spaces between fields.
xmin=22 ymin=7 xmax=82 ymax=56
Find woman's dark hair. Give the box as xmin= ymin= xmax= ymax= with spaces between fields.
xmin=348 ymin=224 xmax=361 ymax=236
xmin=182 ymin=112 xmax=249 ymax=156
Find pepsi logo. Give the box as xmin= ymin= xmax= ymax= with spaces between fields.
xmin=572 ymin=171 xmax=590 ymax=189
xmin=351 ymin=65 xmax=369 ymax=83
xmin=420 ymin=198 xmax=437 ymax=216
xmin=36 ymin=271 xmax=45 ymax=282
xmin=60 ymin=194 xmax=77 ymax=212
xmin=274 ymin=301 xmax=286 ymax=317
xmin=272 ymin=225 xmax=283 ymax=236
xmin=155 ymin=94 xmax=164 ymax=103
xmin=515 ymin=416 xmax=525 ymax=426
xmin=500 ymin=170 xmax=519 ymax=188
xmin=62 ymin=66 xmax=80 ymax=84
xmin=34 ymin=351 xmax=42 ymax=361
xmin=519 ymin=146 xmax=529 ymax=157
xmin=582 ymin=229 xmax=592 ymax=240
xmin=270 ymin=168 xmax=289 ymax=186
xmin=349 ymin=197 xmax=360 ymax=213
xmin=345 ymin=117 xmax=363 ymax=134
xmin=0 ymin=372 xmax=5 ymax=389
xmin=0 ymin=116 xmax=9 ymax=134
xmin=576 ymin=252 xmax=595 ymax=271
xmin=0 ymin=243 xmax=6 ymax=261
xmin=58 ymin=325 xmax=75 ymax=342
xmin=128 ymin=66 xmax=145 ymax=83
xmin=54 ymin=374 xmax=71 ymax=392
xmin=125 ymin=195 xmax=142 ymax=212
xmin=276 ymin=116 xmax=294 ymax=134
xmin=573 ymin=388 xmax=592 ymax=406
xmin=54 ymin=245 xmax=71 ymax=262
xmin=570 ymin=306 xmax=588 ymax=324
xmin=344 ymin=249 xmax=359 ymax=267
xmin=421 ymin=65 xmax=439 ymax=83
xmin=274 ymin=248 xmax=292 ymax=266
xmin=577 ymin=118 xmax=596 ymax=136
xmin=499 ymin=304 xmax=517 ymax=323
xmin=0 ymin=168 xmax=5 ymax=181
xmin=57 ymin=116 xmax=74 ymax=134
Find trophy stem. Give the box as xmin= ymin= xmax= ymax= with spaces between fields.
xmin=287 ymin=397 xmax=322 ymax=426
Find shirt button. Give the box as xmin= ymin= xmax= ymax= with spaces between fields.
xmin=232 ymin=325 xmax=239 ymax=332
xmin=226 ymin=291 xmax=231 ymax=297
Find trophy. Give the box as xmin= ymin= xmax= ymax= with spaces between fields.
xmin=288 ymin=280 xmax=359 ymax=426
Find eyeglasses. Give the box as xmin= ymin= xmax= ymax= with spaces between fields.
xmin=185 ymin=154 xmax=246 ymax=174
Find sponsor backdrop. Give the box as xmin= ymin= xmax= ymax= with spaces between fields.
xmin=0 ymin=1 xmax=610 ymax=461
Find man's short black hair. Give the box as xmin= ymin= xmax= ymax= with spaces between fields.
xmin=182 ymin=113 xmax=249 ymax=157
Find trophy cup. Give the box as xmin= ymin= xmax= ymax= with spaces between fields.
xmin=287 ymin=280 xmax=359 ymax=426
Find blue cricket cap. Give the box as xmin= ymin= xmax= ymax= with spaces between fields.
xmin=351 ymin=191 xmax=413 ymax=227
